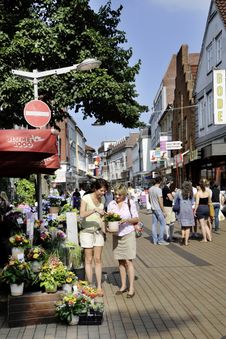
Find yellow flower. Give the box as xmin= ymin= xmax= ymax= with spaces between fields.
xmin=33 ymin=253 xmax=39 ymax=259
xmin=66 ymin=277 xmax=72 ymax=283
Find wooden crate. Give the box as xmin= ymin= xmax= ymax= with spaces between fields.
xmin=8 ymin=291 xmax=62 ymax=327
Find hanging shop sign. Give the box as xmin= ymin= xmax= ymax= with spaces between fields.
xmin=166 ymin=141 xmax=182 ymax=150
xmin=213 ymin=69 xmax=226 ymax=125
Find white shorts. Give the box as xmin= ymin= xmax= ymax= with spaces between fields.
xmin=79 ymin=230 xmax=104 ymax=248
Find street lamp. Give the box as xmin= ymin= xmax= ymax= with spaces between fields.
xmin=12 ymin=57 xmax=101 ymax=218
xmin=12 ymin=58 xmax=101 ymax=100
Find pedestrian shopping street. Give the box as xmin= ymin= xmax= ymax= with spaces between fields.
xmin=0 ymin=209 xmax=226 ymax=338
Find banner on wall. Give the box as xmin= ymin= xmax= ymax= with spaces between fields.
xmin=213 ymin=69 xmax=226 ymax=124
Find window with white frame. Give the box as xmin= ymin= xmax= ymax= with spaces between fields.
xmin=216 ymin=32 xmax=222 ymax=65
xmin=207 ymin=91 xmax=213 ymax=125
xmin=206 ymin=42 xmax=213 ymax=73
xmin=199 ymin=98 xmax=205 ymax=129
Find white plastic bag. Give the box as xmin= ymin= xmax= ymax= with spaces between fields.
xmin=219 ymin=210 xmax=225 ymax=221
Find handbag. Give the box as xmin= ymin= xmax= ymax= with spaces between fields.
xmin=127 ymin=199 xmax=144 ymax=238
xmin=209 ymin=203 xmax=214 ymax=218
xmin=135 ymin=221 xmax=144 ymax=238
xmin=173 ymin=196 xmax=180 ymax=213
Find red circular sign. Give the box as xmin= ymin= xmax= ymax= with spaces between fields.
xmin=24 ymin=100 xmax=51 ymax=128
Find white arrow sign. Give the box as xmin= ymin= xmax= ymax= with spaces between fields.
xmin=166 ymin=141 xmax=182 ymax=150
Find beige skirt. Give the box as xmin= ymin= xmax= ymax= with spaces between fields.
xmin=113 ymin=231 xmax=136 ymax=260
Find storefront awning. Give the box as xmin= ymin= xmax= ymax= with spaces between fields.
xmin=0 ymin=129 xmax=60 ymax=177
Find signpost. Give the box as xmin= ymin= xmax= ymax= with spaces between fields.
xmin=166 ymin=141 xmax=182 ymax=150
xmin=24 ymin=100 xmax=51 ymax=128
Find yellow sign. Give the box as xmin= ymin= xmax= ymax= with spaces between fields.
xmin=213 ymin=70 xmax=226 ymax=124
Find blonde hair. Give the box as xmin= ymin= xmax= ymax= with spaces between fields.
xmin=114 ymin=184 xmax=128 ymax=198
xmin=0 ymin=191 xmax=8 ymax=202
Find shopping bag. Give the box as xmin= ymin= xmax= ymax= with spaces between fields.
xmin=219 ymin=210 xmax=225 ymax=221
xmin=209 ymin=203 xmax=214 ymax=218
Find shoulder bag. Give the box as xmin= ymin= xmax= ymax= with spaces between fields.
xmin=127 ymin=198 xmax=144 ymax=238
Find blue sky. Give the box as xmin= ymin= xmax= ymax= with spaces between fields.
xmin=73 ymin=0 xmax=210 ymax=149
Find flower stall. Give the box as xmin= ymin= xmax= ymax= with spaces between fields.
xmin=0 ymin=198 xmax=105 ymax=328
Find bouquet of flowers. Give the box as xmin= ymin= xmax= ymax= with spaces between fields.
xmin=56 ymin=292 xmax=91 ymax=323
xmin=40 ymin=231 xmax=52 ymax=242
xmin=57 ymin=230 xmax=67 ymax=241
xmin=104 ymin=212 xmax=121 ymax=222
xmin=63 ymin=271 xmax=77 ymax=284
xmin=9 ymin=233 xmax=30 ymax=248
xmin=48 ymin=195 xmax=62 ymax=207
xmin=26 ymin=246 xmax=46 ymax=262
xmin=1 ymin=258 xmax=33 ymax=285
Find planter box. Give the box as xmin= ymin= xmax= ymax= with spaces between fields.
xmin=79 ymin=311 xmax=103 ymax=325
xmin=8 ymin=291 xmax=62 ymax=327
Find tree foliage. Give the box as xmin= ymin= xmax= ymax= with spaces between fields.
xmin=0 ymin=0 xmax=148 ymax=129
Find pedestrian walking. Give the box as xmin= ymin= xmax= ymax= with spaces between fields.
xmin=194 ymin=179 xmax=212 ymax=243
xmin=162 ymin=179 xmax=175 ymax=242
xmin=107 ymin=184 xmax=139 ymax=298
xmin=148 ymin=176 xmax=169 ymax=245
xmin=174 ymin=181 xmax=195 ymax=246
xmin=210 ymin=182 xmax=221 ymax=232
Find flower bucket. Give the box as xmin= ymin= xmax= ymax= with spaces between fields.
xmin=68 ymin=315 xmax=79 ymax=326
xmin=11 ymin=247 xmax=24 ymax=261
xmin=49 ymin=206 xmax=60 ymax=214
xmin=107 ymin=221 xmax=119 ymax=233
xmin=45 ymin=285 xmax=57 ymax=293
xmin=62 ymin=283 xmax=72 ymax=294
xmin=10 ymin=283 xmax=24 ymax=296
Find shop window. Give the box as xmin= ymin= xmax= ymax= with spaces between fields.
xmin=206 ymin=42 xmax=213 ymax=73
xmin=216 ymin=32 xmax=222 ymax=65
xmin=207 ymin=91 xmax=213 ymax=126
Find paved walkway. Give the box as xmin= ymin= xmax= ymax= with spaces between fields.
xmin=0 ymin=210 xmax=226 ymax=338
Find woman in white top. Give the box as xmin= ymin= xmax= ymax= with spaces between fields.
xmin=80 ymin=179 xmax=108 ymax=296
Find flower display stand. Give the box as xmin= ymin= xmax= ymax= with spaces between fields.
xmin=8 ymin=291 xmax=62 ymax=327
xmin=79 ymin=311 xmax=103 ymax=325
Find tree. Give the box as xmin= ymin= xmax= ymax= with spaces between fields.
xmin=0 ymin=0 xmax=148 ymax=129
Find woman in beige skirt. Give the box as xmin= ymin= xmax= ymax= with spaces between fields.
xmin=107 ymin=184 xmax=140 ymax=298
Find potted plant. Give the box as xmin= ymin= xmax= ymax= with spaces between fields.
xmin=61 ymin=271 xmax=77 ymax=293
xmin=38 ymin=255 xmax=67 ymax=293
xmin=56 ymin=292 xmax=91 ymax=325
xmin=65 ymin=242 xmax=85 ymax=280
xmin=9 ymin=233 xmax=30 ymax=260
xmin=1 ymin=258 xmax=33 ymax=296
xmin=26 ymin=246 xmax=46 ymax=272
xmin=48 ymin=195 xmax=62 ymax=214
xmin=79 ymin=301 xmax=104 ymax=325
xmin=104 ymin=212 xmax=122 ymax=232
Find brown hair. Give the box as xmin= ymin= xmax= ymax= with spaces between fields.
xmin=199 ymin=179 xmax=208 ymax=192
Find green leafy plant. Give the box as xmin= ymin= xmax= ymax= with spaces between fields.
xmin=104 ymin=212 xmax=121 ymax=222
xmin=15 ymin=179 xmax=36 ymax=206
xmin=38 ymin=255 xmax=68 ymax=292
xmin=65 ymin=242 xmax=84 ymax=269
xmin=1 ymin=258 xmax=33 ymax=285
xmin=48 ymin=196 xmax=62 ymax=207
